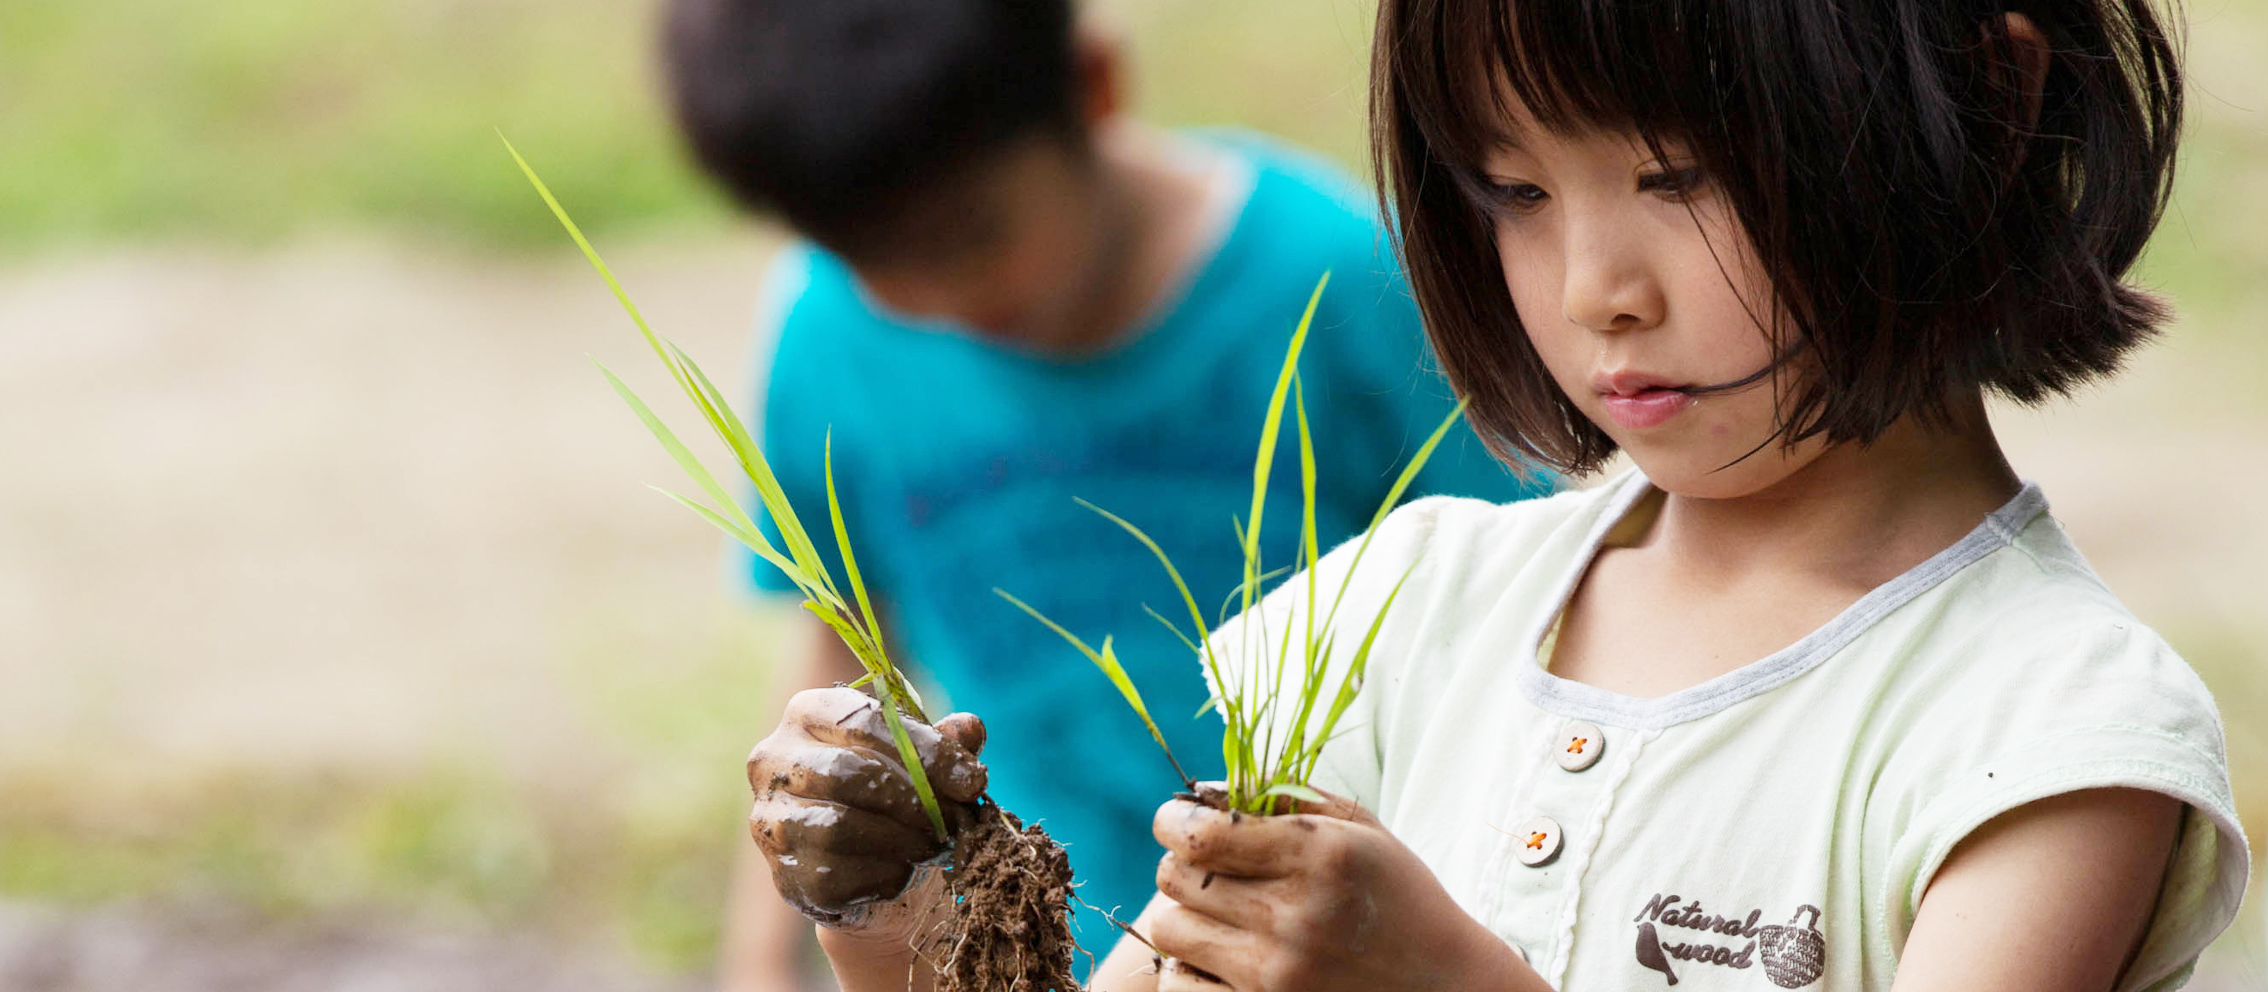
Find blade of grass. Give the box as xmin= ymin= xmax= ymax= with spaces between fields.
xmin=1239 ymin=274 xmax=1328 ymax=620
xmin=668 ymin=341 xmax=838 ymax=595
xmin=596 ymin=362 xmax=760 ymax=535
xmin=1073 ymin=498 xmax=1243 ymax=737
xmin=876 ymin=690 xmax=950 ymax=841
xmin=1321 ymin=401 xmax=1466 ymax=634
xmin=1259 ymin=782 xmax=1327 ymax=806
xmin=510 ymin=135 xmax=948 ymax=837
xmin=824 ymin=432 xmax=886 ymax=659
xmin=996 ymin=590 xmax=1193 ymax=789
xmin=1299 ymin=564 xmax=1415 ymax=783
xmin=1143 ymin=604 xmax=1203 ymax=656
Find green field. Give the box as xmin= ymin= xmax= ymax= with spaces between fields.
xmin=0 ymin=0 xmax=1382 ymax=254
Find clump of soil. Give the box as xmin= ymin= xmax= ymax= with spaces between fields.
xmin=925 ymin=803 xmax=1078 ymax=992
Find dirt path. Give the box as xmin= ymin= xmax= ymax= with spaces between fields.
xmin=0 ymin=236 xmax=781 ymax=781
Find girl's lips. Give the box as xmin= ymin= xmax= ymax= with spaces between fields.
xmin=1600 ymin=388 xmax=1695 ymax=429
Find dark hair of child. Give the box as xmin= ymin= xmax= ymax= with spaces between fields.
xmin=662 ymin=0 xmax=1080 ymax=260
xmin=1371 ymin=0 xmax=2184 ymax=473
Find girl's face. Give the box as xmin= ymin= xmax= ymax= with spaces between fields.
xmin=1478 ymin=110 xmax=1828 ymax=499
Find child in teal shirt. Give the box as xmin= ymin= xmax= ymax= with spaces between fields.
xmin=660 ymin=0 xmax=1552 ymax=985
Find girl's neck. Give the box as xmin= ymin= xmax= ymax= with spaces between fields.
xmin=1546 ymin=392 xmax=2022 ymax=700
xmin=1644 ymin=392 xmax=2022 ymax=592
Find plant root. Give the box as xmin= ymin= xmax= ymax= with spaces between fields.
xmin=927 ymin=802 xmax=1079 ymax=992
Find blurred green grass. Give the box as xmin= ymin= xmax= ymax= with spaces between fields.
xmin=0 ymin=0 xmax=728 ymax=253
xmin=7 ymin=0 xmax=2256 ymax=324
xmin=0 ymin=0 xmax=1384 ymax=255
xmin=0 ymin=609 xmax=776 ymax=972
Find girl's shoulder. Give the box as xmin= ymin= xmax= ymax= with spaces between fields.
xmin=1859 ymin=513 xmax=2250 ymax=987
xmin=1375 ymin=472 xmax=1644 ymax=568
xmin=1889 ymin=499 xmax=2221 ymax=731
xmin=1367 ymin=472 xmax=1656 ymax=616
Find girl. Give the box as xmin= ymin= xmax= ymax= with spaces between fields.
xmin=739 ymin=0 xmax=2248 ymax=988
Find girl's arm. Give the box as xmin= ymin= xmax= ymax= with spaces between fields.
xmin=814 ymin=909 xmax=938 ymax=992
xmin=1891 ymin=787 xmax=2180 ymax=991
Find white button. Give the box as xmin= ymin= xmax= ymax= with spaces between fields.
xmin=1556 ymin=720 xmax=1604 ymax=772
xmin=1514 ymin=815 xmax=1563 ymax=866
xmin=1508 ymin=941 xmax=1529 ymax=964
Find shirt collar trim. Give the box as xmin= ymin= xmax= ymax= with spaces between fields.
xmin=1513 ymin=472 xmax=2050 ymax=730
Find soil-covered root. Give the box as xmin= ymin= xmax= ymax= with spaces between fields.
xmin=928 ymin=802 xmax=1078 ymax=992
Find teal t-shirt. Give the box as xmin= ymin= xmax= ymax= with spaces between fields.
xmin=744 ymin=131 xmax=1553 ymax=944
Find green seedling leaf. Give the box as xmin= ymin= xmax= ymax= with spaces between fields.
xmin=650 ymin=487 xmax=801 ymax=585
xmin=511 ymin=135 xmax=949 ymax=840
xmin=1074 ymin=498 xmax=1242 ymax=732
xmin=825 ymin=432 xmax=885 ymax=651
xmin=1059 ymin=271 xmax=1440 ymax=818
xmin=1240 ymin=274 xmax=1328 ymax=619
xmin=996 ymin=589 xmax=1193 ymax=789
xmin=668 ymin=341 xmax=836 ymax=594
xmin=1323 ymin=400 xmax=1466 ymax=633
xmin=1259 ymin=782 xmax=1328 ymax=806
xmin=1300 ymin=563 xmax=1415 ymax=782
xmin=596 ymin=362 xmax=760 ymax=532
xmin=1143 ymin=604 xmax=1203 ymax=656
xmin=877 ymin=690 xmax=950 ymax=842
xmin=1076 ymin=500 xmax=1218 ymax=662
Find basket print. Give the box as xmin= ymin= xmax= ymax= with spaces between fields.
xmin=1755 ymin=905 xmax=1826 ymax=988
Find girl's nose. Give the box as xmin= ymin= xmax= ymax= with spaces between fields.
xmin=1560 ymin=217 xmax=1664 ymax=333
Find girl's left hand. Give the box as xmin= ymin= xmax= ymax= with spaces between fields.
xmin=1144 ymin=788 xmax=1541 ymax=992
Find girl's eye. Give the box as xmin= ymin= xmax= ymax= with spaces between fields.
xmin=1479 ymin=179 xmax=1549 ymax=215
xmin=1638 ymin=166 xmax=1709 ymax=202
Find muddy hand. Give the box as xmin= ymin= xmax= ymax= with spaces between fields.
xmin=746 ymin=686 xmax=988 ymax=928
xmin=1146 ymin=785 xmax=1530 ymax=992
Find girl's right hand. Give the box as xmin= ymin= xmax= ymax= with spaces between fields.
xmin=745 ymin=686 xmax=989 ymax=934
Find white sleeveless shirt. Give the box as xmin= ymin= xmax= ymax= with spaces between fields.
xmin=1208 ymin=472 xmax=2246 ymax=991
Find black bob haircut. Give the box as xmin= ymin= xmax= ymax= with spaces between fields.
xmin=1372 ymin=0 xmax=2183 ymax=474
xmin=663 ymin=0 xmax=1080 ymax=258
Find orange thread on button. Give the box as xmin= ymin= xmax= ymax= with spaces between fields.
xmin=1526 ymin=832 xmax=1548 ymax=849
xmin=1567 ymin=737 xmax=1588 ymax=754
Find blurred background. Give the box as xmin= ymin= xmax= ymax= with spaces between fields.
xmin=0 ymin=0 xmax=2261 ymax=988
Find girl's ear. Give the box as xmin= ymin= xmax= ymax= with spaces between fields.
xmin=1996 ymin=12 xmax=2052 ymax=131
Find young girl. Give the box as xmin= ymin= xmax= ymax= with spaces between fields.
xmin=738 ymin=0 xmax=2249 ymax=988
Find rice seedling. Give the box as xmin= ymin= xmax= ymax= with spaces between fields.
xmin=505 ymin=136 xmax=1078 ymax=990
xmin=1002 ymin=274 xmax=1466 ymax=817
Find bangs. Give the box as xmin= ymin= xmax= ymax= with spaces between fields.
xmin=1373 ymin=0 xmax=2182 ymax=474
xmin=1402 ymin=0 xmax=1741 ymax=183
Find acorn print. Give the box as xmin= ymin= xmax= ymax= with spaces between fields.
xmin=1756 ymin=905 xmax=1826 ymax=988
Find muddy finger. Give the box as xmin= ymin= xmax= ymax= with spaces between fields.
xmin=1155 ymin=852 xmax=1282 ymax=935
xmin=1148 ymin=902 xmax=1254 ymax=990
xmin=750 ymin=793 xmax=942 ymax=864
xmin=765 ymin=849 xmax=930 ymax=923
xmin=754 ymin=739 xmax=934 ymax=827
xmin=802 ymin=694 xmax=988 ymax=804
